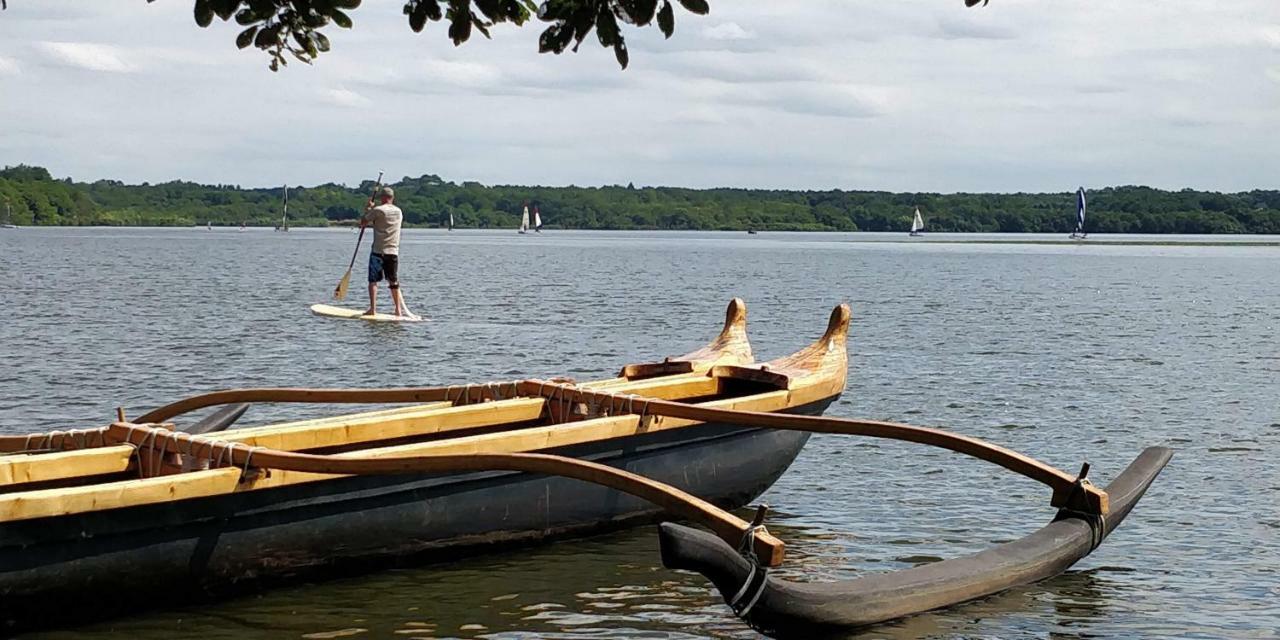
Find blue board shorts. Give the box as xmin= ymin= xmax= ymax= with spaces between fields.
xmin=368 ymin=252 xmax=400 ymax=288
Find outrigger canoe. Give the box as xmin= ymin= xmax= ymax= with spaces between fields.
xmin=0 ymin=300 xmax=1170 ymax=637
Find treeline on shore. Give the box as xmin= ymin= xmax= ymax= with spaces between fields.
xmin=3 ymin=164 xmax=1278 ymax=233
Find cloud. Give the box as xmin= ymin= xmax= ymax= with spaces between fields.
xmin=322 ymin=87 xmax=372 ymax=108
xmin=420 ymin=59 xmax=504 ymax=90
xmin=1 ymin=1 xmax=1276 ymax=193
xmin=1260 ymin=26 xmax=1280 ymax=49
xmin=701 ymin=22 xmax=757 ymax=41
xmin=35 ymin=41 xmax=134 ymax=73
xmin=934 ymin=15 xmax=1017 ymax=41
xmin=726 ymin=83 xmax=890 ymax=119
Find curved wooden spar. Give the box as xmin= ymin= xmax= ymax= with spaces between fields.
xmin=516 ymin=380 xmax=1108 ymax=514
xmin=102 ymin=422 xmax=787 ymax=566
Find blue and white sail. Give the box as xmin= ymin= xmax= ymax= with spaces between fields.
xmin=1072 ymin=187 xmax=1087 ymax=237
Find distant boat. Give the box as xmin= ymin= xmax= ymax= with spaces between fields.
xmin=1 ymin=200 xmax=16 ymax=229
xmin=533 ymin=206 xmax=543 ymax=233
xmin=747 ymin=229 xmax=758 ymax=235
xmin=518 ymin=202 xmax=529 ymax=234
xmin=1070 ymin=187 xmax=1087 ymax=239
xmin=448 ymin=212 xmax=454 ymax=231
xmin=910 ymin=207 xmax=924 ymax=236
xmin=275 ymin=186 xmax=289 ymax=232
xmin=206 ymin=221 xmax=212 ymax=230
xmin=239 ymin=221 xmax=246 ymax=231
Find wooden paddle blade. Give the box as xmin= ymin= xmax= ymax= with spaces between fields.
xmin=333 ymin=269 xmax=352 ymax=301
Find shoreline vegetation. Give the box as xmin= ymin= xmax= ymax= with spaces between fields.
xmin=3 ymin=165 xmax=1278 ymax=234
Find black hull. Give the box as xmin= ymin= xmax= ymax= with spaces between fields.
xmin=0 ymin=399 xmax=831 ymax=633
xmin=659 ymin=446 xmax=1172 ymax=638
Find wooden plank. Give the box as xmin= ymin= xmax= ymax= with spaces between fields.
xmin=0 ymin=387 xmax=791 ymax=523
xmin=234 ymin=389 xmax=793 ymax=493
xmin=0 ymin=445 xmax=135 ymax=486
xmin=214 ymin=399 xmax=546 ymax=450
xmin=209 ymin=375 xmax=720 ymax=452
xmin=0 ymin=468 xmax=241 ymax=522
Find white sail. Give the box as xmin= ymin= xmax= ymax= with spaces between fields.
xmin=448 ymin=212 xmax=454 ymax=231
xmin=534 ymin=207 xmax=543 ymax=232
xmin=910 ymin=208 xmax=924 ymax=234
xmin=280 ymin=185 xmax=289 ymax=231
xmin=519 ymin=204 xmax=529 ymax=234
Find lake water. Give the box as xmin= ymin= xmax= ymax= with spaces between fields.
xmin=1 ymin=228 xmax=1277 ymax=639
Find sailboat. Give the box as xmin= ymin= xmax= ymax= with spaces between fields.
xmin=276 ymin=186 xmax=289 ymax=232
xmin=1070 ymin=187 xmax=1087 ymax=239
xmin=1 ymin=200 xmax=16 ymax=229
xmin=909 ymin=207 xmax=925 ymax=236
xmin=518 ymin=202 xmax=530 ymax=234
xmin=533 ymin=206 xmax=543 ymax=233
xmin=206 ymin=221 xmax=212 ymax=230
xmin=448 ymin=212 xmax=454 ymax=231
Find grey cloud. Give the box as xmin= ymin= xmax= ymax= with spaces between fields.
xmin=934 ymin=15 xmax=1017 ymax=41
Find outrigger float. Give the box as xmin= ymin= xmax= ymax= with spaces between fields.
xmin=0 ymin=300 xmax=1170 ymax=636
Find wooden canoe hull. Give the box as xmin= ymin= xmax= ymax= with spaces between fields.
xmin=0 ymin=401 xmax=829 ymax=632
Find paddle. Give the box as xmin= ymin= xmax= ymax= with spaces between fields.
xmin=333 ymin=171 xmax=383 ymax=301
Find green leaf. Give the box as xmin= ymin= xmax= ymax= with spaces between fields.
xmin=194 ymin=0 xmax=215 ymax=27
xmin=331 ymin=9 xmax=353 ymax=28
xmin=333 ymin=0 xmax=363 ymax=8
xmin=254 ymin=25 xmax=275 ymax=47
xmin=613 ymin=40 xmax=628 ymax=69
xmin=314 ymin=32 xmax=331 ymax=52
xmin=409 ymin=3 xmax=429 ymax=31
xmin=656 ymin=0 xmax=673 ymax=38
xmin=472 ymin=15 xmax=492 ymax=39
xmin=677 ymin=0 xmax=708 ymax=15
xmin=448 ymin=9 xmax=472 ymax=44
xmin=236 ymin=25 xmax=258 ymax=49
xmin=626 ymin=0 xmax=657 ymax=26
xmin=210 ymin=0 xmax=239 ymax=21
xmin=538 ymin=21 xmax=573 ymax=53
xmin=234 ymin=8 xmax=256 ymax=25
xmin=596 ymin=5 xmax=619 ymax=47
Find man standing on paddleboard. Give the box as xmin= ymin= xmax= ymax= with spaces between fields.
xmin=361 ymin=186 xmax=417 ymax=319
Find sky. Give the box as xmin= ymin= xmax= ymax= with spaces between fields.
xmin=0 ymin=1 xmax=1277 ymax=192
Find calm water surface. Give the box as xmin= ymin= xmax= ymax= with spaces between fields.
xmin=1 ymin=228 xmax=1277 ymax=639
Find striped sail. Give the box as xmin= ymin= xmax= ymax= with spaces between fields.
xmin=1075 ymin=187 xmax=1086 ymax=235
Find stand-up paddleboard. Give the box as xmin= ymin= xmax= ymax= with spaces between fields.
xmin=310 ymin=304 xmax=425 ymax=323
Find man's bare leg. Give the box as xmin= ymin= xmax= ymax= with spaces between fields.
xmin=391 ymin=288 xmax=417 ymax=319
xmin=364 ymin=282 xmax=378 ymax=316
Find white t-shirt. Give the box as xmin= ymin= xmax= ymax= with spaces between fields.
xmin=362 ymin=204 xmax=403 ymax=255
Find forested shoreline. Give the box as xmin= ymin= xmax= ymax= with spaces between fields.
xmin=3 ymin=164 xmax=1277 ymax=233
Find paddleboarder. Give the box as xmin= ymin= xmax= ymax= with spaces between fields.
xmin=361 ymin=186 xmax=416 ymax=319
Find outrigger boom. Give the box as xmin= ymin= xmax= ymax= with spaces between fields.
xmin=0 ymin=300 xmax=1169 ymax=636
